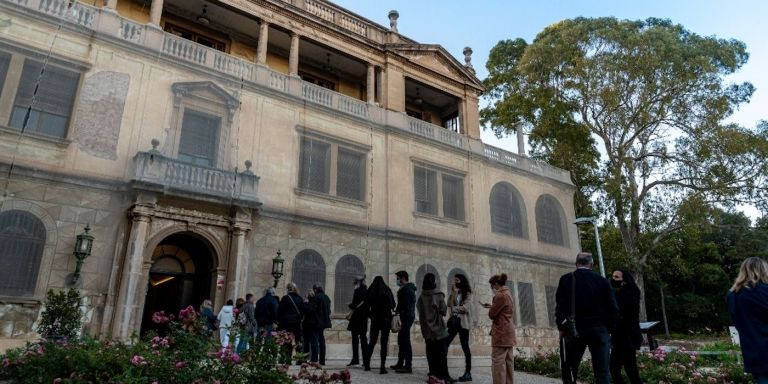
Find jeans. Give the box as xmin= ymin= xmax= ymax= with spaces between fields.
xmin=560 ymin=326 xmax=611 ymax=384
xmin=446 ymin=326 xmax=472 ymax=372
xmin=425 ymin=338 xmax=450 ymax=381
xmin=396 ymin=316 xmax=414 ymax=367
xmin=303 ymin=327 xmax=320 ymax=362
xmin=610 ymin=343 xmax=642 ymax=384
xmin=351 ymin=330 xmax=368 ymax=363
xmin=366 ymin=322 xmax=390 ymax=368
xmin=319 ymin=328 xmax=326 ymax=364
xmin=754 ymin=374 xmax=768 ymax=384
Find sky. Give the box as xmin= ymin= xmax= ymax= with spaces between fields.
xmin=333 ymin=0 xmax=768 ymax=218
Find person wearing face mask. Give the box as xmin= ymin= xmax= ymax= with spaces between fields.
xmin=346 ymin=276 xmax=368 ymax=367
xmin=609 ymin=269 xmax=643 ymax=384
xmin=391 ymin=270 xmax=417 ymax=373
xmin=481 ymin=273 xmax=515 ymax=384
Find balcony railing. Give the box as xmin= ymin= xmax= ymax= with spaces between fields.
xmin=0 ymin=0 xmax=571 ymax=185
xmin=132 ymin=151 xmax=260 ymax=205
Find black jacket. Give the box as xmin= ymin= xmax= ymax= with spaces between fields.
xmin=555 ymin=268 xmax=619 ymax=333
xmin=366 ymin=284 xmax=396 ymax=328
xmin=303 ymin=295 xmax=321 ymax=330
xmin=278 ymin=292 xmax=305 ymax=330
xmin=613 ymin=284 xmax=642 ymax=349
xmin=396 ymin=282 xmax=417 ymax=319
xmin=728 ymin=282 xmax=768 ymax=374
xmin=347 ymin=284 xmax=368 ymax=332
xmin=315 ymin=291 xmax=332 ymax=329
xmin=255 ymin=294 xmax=279 ymax=326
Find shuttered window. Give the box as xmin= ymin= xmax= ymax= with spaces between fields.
xmin=336 ymin=148 xmax=364 ymax=200
xmin=292 ymin=249 xmax=326 ymax=298
xmin=545 ymin=285 xmax=557 ymax=328
xmin=0 ymin=210 xmax=46 ymax=297
xmin=490 ymin=183 xmax=525 ymax=237
xmin=10 ymin=59 xmax=80 ymax=138
xmin=536 ymin=195 xmax=566 ymax=246
xmin=414 ymin=166 xmax=437 ymax=215
xmin=299 ymin=138 xmax=331 ymax=194
xmin=518 ymin=282 xmax=536 ymax=326
xmin=178 ymin=110 xmax=221 ymax=167
xmin=442 ymin=174 xmax=464 ymax=220
xmin=334 ymin=254 xmax=365 ymax=313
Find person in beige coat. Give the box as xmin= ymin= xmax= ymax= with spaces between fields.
xmin=482 ymin=273 xmax=516 ymax=384
xmin=447 ymin=274 xmax=474 ymax=382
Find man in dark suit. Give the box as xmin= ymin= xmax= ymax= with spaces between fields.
xmin=556 ymin=252 xmax=619 ymax=384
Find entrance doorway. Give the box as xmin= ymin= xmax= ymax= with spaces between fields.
xmin=140 ymin=233 xmax=215 ymax=334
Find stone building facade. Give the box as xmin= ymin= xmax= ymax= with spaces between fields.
xmin=0 ymin=0 xmax=579 ymax=356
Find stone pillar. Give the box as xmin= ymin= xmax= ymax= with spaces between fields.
xmin=289 ymin=32 xmax=300 ymax=76
xmin=256 ymin=21 xmax=270 ymax=66
xmin=105 ymin=0 xmax=118 ymax=10
xmin=149 ymin=0 xmax=164 ymax=27
xmin=517 ymin=127 xmax=526 ymax=156
xmin=366 ymin=63 xmax=375 ymax=104
xmin=225 ymin=227 xmax=248 ymax=301
xmin=112 ymin=206 xmax=152 ymax=339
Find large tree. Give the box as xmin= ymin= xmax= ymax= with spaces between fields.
xmin=482 ymin=17 xmax=768 ymax=316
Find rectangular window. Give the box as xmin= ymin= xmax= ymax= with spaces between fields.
xmin=336 ymin=148 xmax=364 ymax=200
xmin=518 ymin=282 xmax=537 ymax=326
xmin=414 ymin=166 xmax=438 ymax=215
xmin=442 ymin=174 xmax=464 ymax=220
xmin=164 ymin=23 xmax=226 ymax=52
xmin=178 ymin=110 xmax=221 ymax=167
xmin=9 ymin=59 xmax=80 ymax=138
xmin=442 ymin=113 xmax=460 ymax=133
xmin=299 ymin=138 xmax=331 ymax=194
xmin=545 ymin=285 xmax=557 ymax=328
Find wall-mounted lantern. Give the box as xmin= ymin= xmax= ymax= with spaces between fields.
xmin=71 ymin=224 xmax=94 ymax=285
xmin=271 ymin=249 xmax=284 ymax=288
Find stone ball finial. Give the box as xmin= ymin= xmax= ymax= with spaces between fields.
xmin=151 ymin=138 xmax=160 ymax=150
xmin=463 ymin=46 xmax=473 ymax=68
xmin=388 ymin=10 xmax=399 ymax=32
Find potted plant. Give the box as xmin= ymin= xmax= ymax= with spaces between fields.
xmin=37 ymin=288 xmax=82 ymax=342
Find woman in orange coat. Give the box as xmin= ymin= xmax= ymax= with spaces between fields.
xmin=482 ymin=273 xmax=516 ymax=384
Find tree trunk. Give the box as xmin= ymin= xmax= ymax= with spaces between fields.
xmin=635 ymin=271 xmax=648 ymax=322
xmin=659 ymin=281 xmax=670 ymax=338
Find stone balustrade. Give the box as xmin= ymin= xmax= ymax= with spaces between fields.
xmin=0 ymin=0 xmax=572 ymax=185
xmin=132 ymin=150 xmax=261 ymax=206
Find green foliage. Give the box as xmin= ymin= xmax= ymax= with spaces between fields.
xmin=37 ymin=289 xmax=82 ymax=340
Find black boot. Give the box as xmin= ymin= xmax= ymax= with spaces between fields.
xmin=390 ymin=362 xmax=403 ymax=369
xmin=379 ymin=367 xmax=388 ymax=374
xmin=458 ymin=372 xmax=472 ymax=382
xmin=395 ymin=367 xmax=412 ymax=373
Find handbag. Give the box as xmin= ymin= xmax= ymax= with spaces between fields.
xmin=391 ymin=314 xmax=402 ymax=333
xmin=345 ymin=300 xmax=365 ymax=321
xmin=560 ymin=272 xmax=579 ymax=338
xmin=447 ymin=314 xmax=461 ymax=332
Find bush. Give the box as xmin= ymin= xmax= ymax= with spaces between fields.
xmin=1 ymin=306 xmax=350 ymax=384
xmin=37 ymin=289 xmax=82 ymax=340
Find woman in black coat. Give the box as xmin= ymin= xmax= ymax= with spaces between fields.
xmin=364 ymin=276 xmax=396 ymax=373
xmin=609 ymin=269 xmax=643 ymax=384
xmin=346 ymin=276 xmax=368 ymax=366
xmin=727 ymin=257 xmax=768 ymax=383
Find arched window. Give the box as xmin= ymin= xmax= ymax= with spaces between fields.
xmin=334 ymin=255 xmax=365 ymax=313
xmin=415 ymin=264 xmax=440 ymax=292
xmin=292 ymin=249 xmax=326 ymax=297
xmin=446 ymin=268 xmax=470 ymax=292
xmin=489 ymin=182 xmax=527 ymax=237
xmin=0 ymin=210 xmax=46 ymax=297
xmin=535 ymin=194 xmax=568 ymax=246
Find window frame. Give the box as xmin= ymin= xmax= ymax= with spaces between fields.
xmin=535 ymin=194 xmax=570 ymax=247
xmin=489 ymin=182 xmax=528 ymax=238
xmin=412 ymin=160 xmax=467 ymax=224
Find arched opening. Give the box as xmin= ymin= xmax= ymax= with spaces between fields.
xmin=141 ymin=232 xmax=216 ymax=335
xmin=535 ymin=194 xmax=569 ymax=247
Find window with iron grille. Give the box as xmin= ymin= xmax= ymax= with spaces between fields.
xmin=292 ymin=249 xmax=326 ymax=298
xmin=414 ymin=166 xmax=438 ymax=215
xmin=536 ymin=194 xmax=567 ymax=246
xmin=415 ymin=264 xmax=440 ymax=293
xmin=518 ymin=282 xmax=536 ymax=326
xmin=9 ymin=59 xmax=80 ymax=138
xmin=0 ymin=210 xmax=46 ymax=297
xmin=490 ymin=182 xmax=526 ymax=237
xmin=334 ymin=254 xmax=365 ymax=313
xmin=545 ymin=285 xmax=557 ymax=328
xmin=336 ymin=148 xmax=364 ymax=200
xmin=299 ymin=138 xmax=331 ymax=194
xmin=442 ymin=174 xmax=464 ymax=221
xmin=178 ymin=109 xmax=221 ymax=167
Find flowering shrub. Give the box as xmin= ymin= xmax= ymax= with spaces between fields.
xmin=0 ymin=307 xmax=350 ymax=384
xmin=515 ymin=346 xmax=754 ymax=383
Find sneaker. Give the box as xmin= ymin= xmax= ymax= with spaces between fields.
xmin=395 ymin=367 xmax=412 ymax=374
xmin=346 ymin=361 xmax=359 ymax=367
xmin=458 ymin=372 xmax=472 ymax=382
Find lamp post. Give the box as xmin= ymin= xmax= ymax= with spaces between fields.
xmin=271 ymin=249 xmax=284 ymax=288
xmin=71 ymin=224 xmax=94 ymax=284
xmin=574 ymin=217 xmax=605 ymax=277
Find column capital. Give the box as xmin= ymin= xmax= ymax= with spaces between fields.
xmin=129 ymin=204 xmax=154 ymax=221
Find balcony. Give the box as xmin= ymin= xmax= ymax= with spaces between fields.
xmin=132 ymin=150 xmax=261 ymax=207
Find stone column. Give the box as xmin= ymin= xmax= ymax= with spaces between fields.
xmin=517 ymin=127 xmax=526 ymax=156
xmin=289 ymin=32 xmax=300 ymax=76
xmin=105 ymin=0 xmax=118 ymax=10
xmin=149 ymin=0 xmax=164 ymax=27
xmin=256 ymin=21 xmax=269 ymax=66
xmin=112 ymin=207 xmax=152 ymax=339
xmin=225 ymin=226 xmax=249 ymax=301
xmin=366 ymin=63 xmax=375 ymax=104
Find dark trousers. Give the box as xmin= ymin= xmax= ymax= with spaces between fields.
xmin=610 ymin=344 xmax=642 ymax=384
xmin=319 ymin=329 xmax=326 ymax=364
xmin=446 ymin=326 xmax=471 ymax=373
xmin=560 ymin=327 xmax=611 ymax=384
xmin=366 ymin=322 xmax=390 ymax=368
xmin=396 ymin=316 xmax=414 ymax=368
xmin=425 ymin=338 xmax=451 ymax=381
xmin=303 ymin=327 xmax=320 ymax=362
xmin=351 ymin=330 xmax=368 ymax=364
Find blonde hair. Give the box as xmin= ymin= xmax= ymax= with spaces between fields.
xmin=730 ymin=257 xmax=768 ymax=292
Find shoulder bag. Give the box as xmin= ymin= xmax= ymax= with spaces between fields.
xmin=345 ymin=300 xmax=365 ymax=321
xmin=560 ymin=272 xmax=579 ymax=338
xmin=391 ymin=313 xmax=401 ymax=333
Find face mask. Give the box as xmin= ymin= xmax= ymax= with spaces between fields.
xmin=611 ymin=279 xmax=623 ymax=288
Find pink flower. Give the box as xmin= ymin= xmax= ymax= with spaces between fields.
xmin=151 ymin=311 xmax=170 ymax=324
xmin=130 ymin=355 xmax=147 ymax=366
xmin=53 ymin=379 xmax=62 ymax=384
xmin=231 ymin=353 xmax=241 ymax=363
xmin=175 ymin=361 xmax=187 ymax=369
xmin=2 ymin=357 xmax=10 ymax=368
